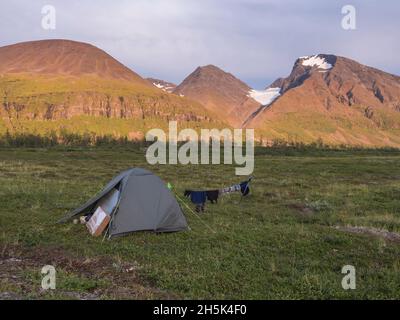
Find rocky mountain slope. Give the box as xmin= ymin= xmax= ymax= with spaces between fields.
xmin=244 ymin=54 xmax=400 ymax=147
xmin=173 ymin=65 xmax=261 ymax=126
xmin=0 ymin=40 xmax=225 ymax=137
xmin=1 ymin=39 xmax=399 ymax=147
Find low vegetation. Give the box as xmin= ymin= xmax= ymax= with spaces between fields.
xmin=0 ymin=146 xmax=399 ymax=299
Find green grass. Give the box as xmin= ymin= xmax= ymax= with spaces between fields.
xmin=257 ymin=109 xmax=400 ymax=147
xmin=0 ymin=74 xmax=227 ymax=137
xmin=0 ymin=146 xmax=399 ymax=299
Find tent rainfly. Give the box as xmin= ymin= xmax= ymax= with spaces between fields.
xmin=59 ymin=168 xmax=188 ymax=238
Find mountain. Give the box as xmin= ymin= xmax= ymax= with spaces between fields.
xmin=244 ymin=54 xmax=400 ymax=147
xmin=0 ymin=39 xmax=148 ymax=84
xmin=147 ymin=78 xmax=177 ymax=93
xmin=1 ymin=40 xmax=399 ymax=147
xmin=0 ymin=40 xmax=225 ymax=138
xmin=173 ymin=65 xmax=261 ymax=126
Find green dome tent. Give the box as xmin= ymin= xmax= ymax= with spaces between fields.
xmin=59 ymin=168 xmax=188 ymax=238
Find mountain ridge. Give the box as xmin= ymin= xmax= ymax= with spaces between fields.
xmin=244 ymin=54 xmax=400 ymax=146
xmin=1 ymin=39 xmax=400 ymax=147
xmin=173 ymin=64 xmax=261 ymax=126
xmin=0 ymin=39 xmax=150 ymax=86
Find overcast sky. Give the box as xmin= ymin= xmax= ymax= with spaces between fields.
xmin=0 ymin=0 xmax=399 ymax=88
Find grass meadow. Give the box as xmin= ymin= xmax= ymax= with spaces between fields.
xmin=0 ymin=146 xmax=399 ymax=299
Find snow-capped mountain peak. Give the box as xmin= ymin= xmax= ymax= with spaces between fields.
xmin=300 ymin=55 xmax=333 ymax=70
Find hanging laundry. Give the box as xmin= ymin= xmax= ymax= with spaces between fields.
xmin=220 ymin=177 xmax=253 ymax=196
xmin=184 ymin=190 xmax=207 ymax=213
xmin=190 ymin=191 xmax=206 ymax=205
xmin=220 ymin=184 xmax=241 ymax=195
xmin=240 ymin=181 xmax=250 ymax=196
xmin=240 ymin=176 xmax=253 ymax=196
xmin=206 ymin=190 xmax=219 ymax=203
xmin=183 ymin=176 xmax=253 ymax=212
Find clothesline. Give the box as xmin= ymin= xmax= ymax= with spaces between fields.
xmin=183 ymin=176 xmax=253 ymax=212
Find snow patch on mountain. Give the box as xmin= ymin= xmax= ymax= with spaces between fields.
xmin=248 ymin=87 xmax=281 ymax=106
xmin=301 ymin=55 xmax=332 ymax=70
xmin=148 ymin=78 xmax=176 ymax=93
xmin=153 ymin=82 xmax=164 ymax=89
xmin=152 ymin=82 xmax=175 ymax=93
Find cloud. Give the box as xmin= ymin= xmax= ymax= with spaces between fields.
xmin=0 ymin=0 xmax=399 ymax=88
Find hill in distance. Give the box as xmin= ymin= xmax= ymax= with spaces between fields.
xmin=173 ymin=65 xmax=261 ymax=127
xmin=0 ymin=39 xmax=148 ymax=84
xmin=0 ymin=40 xmax=226 ymax=138
xmin=1 ymin=39 xmax=399 ymax=147
xmin=244 ymin=54 xmax=400 ymax=147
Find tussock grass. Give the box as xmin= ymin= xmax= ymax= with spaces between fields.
xmin=0 ymin=147 xmax=399 ymax=299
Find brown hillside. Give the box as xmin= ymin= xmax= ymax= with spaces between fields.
xmin=173 ymin=65 xmax=260 ymax=126
xmin=0 ymin=39 xmax=149 ymax=85
xmin=0 ymin=40 xmax=227 ymax=136
xmin=245 ymin=54 xmax=400 ymax=147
